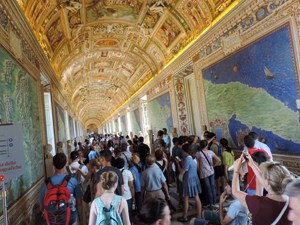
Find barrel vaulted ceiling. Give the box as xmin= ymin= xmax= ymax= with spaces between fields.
xmin=17 ymin=0 xmax=237 ymax=128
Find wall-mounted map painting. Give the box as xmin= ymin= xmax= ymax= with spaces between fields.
xmin=203 ymin=25 xmax=300 ymax=154
xmin=69 ymin=115 xmax=75 ymax=139
xmin=129 ymin=108 xmax=141 ymax=136
xmin=120 ymin=115 xmax=127 ymax=135
xmin=55 ymin=103 xmax=66 ymax=145
xmin=149 ymin=92 xmax=173 ymax=136
xmin=114 ymin=118 xmax=119 ymax=133
xmin=0 ymin=47 xmax=43 ymax=212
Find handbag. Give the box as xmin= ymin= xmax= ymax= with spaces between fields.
xmin=83 ymin=184 xmax=92 ymax=203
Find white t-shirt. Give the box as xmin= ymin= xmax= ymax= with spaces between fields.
xmin=120 ymin=169 xmax=134 ymax=200
xmin=69 ymin=161 xmax=88 ymax=184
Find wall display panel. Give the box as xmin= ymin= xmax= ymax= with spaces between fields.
xmin=120 ymin=115 xmax=127 ymax=134
xmin=149 ymin=92 xmax=173 ymax=136
xmin=0 ymin=46 xmax=43 ymax=212
xmin=129 ymin=108 xmax=141 ymax=136
xmin=69 ymin=115 xmax=75 ymax=139
xmin=55 ymin=103 xmax=66 ymax=144
xmin=203 ymin=25 xmax=300 ymax=153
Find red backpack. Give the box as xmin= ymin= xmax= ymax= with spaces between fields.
xmin=43 ymin=176 xmax=71 ymax=225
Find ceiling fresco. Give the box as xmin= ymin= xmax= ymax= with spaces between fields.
xmin=17 ymin=0 xmax=237 ymax=128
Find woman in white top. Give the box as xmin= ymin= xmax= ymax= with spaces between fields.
xmin=196 ymin=140 xmax=221 ymax=207
xmin=89 ymin=171 xmax=130 ymax=225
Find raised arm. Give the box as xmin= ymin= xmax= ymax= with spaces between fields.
xmin=121 ymin=197 xmax=131 ymax=225
xmin=232 ymin=155 xmax=248 ymax=208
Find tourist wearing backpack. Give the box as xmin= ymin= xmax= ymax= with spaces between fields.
xmin=89 ymin=171 xmax=130 ymax=225
xmin=39 ymin=153 xmax=86 ymax=225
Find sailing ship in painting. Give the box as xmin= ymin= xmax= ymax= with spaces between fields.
xmin=264 ymin=66 xmax=274 ymax=79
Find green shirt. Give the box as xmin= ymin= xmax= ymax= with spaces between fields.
xmin=222 ymin=151 xmax=235 ymax=168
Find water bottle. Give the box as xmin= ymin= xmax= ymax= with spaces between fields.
xmin=69 ymin=194 xmax=76 ymax=211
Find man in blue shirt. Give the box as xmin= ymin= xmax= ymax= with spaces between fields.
xmin=162 ymin=128 xmax=171 ymax=153
xmin=39 ymin=153 xmax=86 ymax=225
xmin=190 ymin=181 xmax=248 ymax=225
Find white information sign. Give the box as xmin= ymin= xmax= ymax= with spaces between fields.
xmin=0 ymin=124 xmax=25 ymax=181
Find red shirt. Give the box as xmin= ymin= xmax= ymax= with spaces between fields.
xmin=247 ymin=148 xmax=270 ymax=190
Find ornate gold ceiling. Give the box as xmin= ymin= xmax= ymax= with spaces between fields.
xmin=17 ymin=0 xmax=237 ymax=128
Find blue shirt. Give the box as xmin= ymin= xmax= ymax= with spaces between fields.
xmin=88 ymin=150 xmax=98 ymax=160
xmin=141 ymin=166 xmax=166 ymax=191
xmin=227 ymin=200 xmax=248 ymax=225
xmin=130 ymin=166 xmax=141 ymax=192
xmin=39 ymin=174 xmax=82 ymax=205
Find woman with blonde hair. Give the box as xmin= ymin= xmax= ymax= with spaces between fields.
xmin=89 ymin=171 xmax=130 ymax=225
xmin=232 ymin=154 xmax=294 ymax=225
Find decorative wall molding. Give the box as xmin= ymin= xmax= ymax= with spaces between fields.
xmin=0 ymin=178 xmax=44 ymax=225
xmin=173 ymin=76 xmax=190 ymax=135
xmin=146 ymin=74 xmax=172 ymax=100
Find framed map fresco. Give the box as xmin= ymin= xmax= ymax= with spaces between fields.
xmin=120 ymin=115 xmax=127 ymax=135
xmin=149 ymin=92 xmax=173 ymax=136
xmin=129 ymin=108 xmax=141 ymax=136
xmin=55 ymin=102 xmax=66 ymax=145
xmin=69 ymin=115 xmax=75 ymax=139
xmin=202 ymin=25 xmax=300 ymax=154
xmin=0 ymin=46 xmax=43 ymax=213
xmin=114 ymin=118 xmax=119 ymax=133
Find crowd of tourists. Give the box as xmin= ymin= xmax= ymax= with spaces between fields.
xmin=39 ymin=130 xmax=300 ymax=225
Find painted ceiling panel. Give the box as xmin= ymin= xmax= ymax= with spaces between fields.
xmin=17 ymin=0 xmax=238 ymax=128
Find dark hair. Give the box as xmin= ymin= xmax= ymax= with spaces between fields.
xmin=182 ymin=143 xmax=192 ymax=155
xmin=207 ymin=132 xmax=216 ymax=139
xmin=249 ymin=132 xmax=258 ymax=140
xmin=53 ymin=153 xmax=67 ymax=169
xmin=200 ymin=140 xmax=208 ymax=150
xmin=251 ymin=151 xmax=269 ymax=165
xmin=157 ymin=130 xmax=164 ymax=137
xmin=188 ymin=135 xmax=195 ymax=144
xmin=115 ymin=157 xmax=125 ymax=169
xmin=99 ymin=150 xmax=112 ymax=162
xmin=138 ymin=136 xmax=144 ymax=143
xmin=138 ymin=198 xmax=169 ymax=225
xmin=220 ymin=138 xmax=228 ymax=148
xmin=244 ymin=135 xmax=255 ymax=148
xmin=178 ymin=136 xmax=187 ymax=145
xmin=155 ymin=149 xmax=164 ymax=161
xmin=220 ymin=138 xmax=232 ymax=153
xmin=172 ymin=137 xmax=179 ymax=144
xmin=127 ymin=140 xmax=133 ymax=145
xmin=70 ymin=150 xmax=79 ymax=161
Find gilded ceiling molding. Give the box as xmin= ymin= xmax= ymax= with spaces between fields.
xmin=146 ymin=74 xmax=172 ymax=100
xmin=17 ymin=0 xmax=241 ymax=126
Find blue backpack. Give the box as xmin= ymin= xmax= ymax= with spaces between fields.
xmin=95 ymin=195 xmax=123 ymax=225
